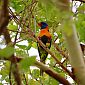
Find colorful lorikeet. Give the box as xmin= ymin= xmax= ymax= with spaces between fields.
xmin=37 ymin=22 xmax=52 ymax=75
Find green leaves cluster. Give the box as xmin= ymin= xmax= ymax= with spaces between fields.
xmin=20 ymin=56 xmax=36 ymax=72
xmin=75 ymin=5 xmax=85 ymax=42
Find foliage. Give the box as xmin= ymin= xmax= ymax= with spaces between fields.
xmin=0 ymin=46 xmax=14 ymax=58
xmin=75 ymin=3 xmax=85 ymax=42
xmin=0 ymin=0 xmax=85 ymax=85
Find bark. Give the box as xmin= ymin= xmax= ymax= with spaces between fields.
xmin=0 ymin=0 xmax=9 ymax=35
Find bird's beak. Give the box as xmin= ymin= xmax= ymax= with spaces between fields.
xmin=38 ymin=22 xmax=42 ymax=27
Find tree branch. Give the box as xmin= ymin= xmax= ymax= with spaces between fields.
xmin=53 ymin=42 xmax=69 ymax=59
xmin=35 ymin=36 xmax=75 ymax=79
xmin=0 ymin=56 xmax=71 ymax=85
xmin=1 ymin=18 xmax=22 ymax=85
xmin=0 ymin=0 xmax=9 ymax=35
xmin=56 ymin=0 xmax=85 ymax=84
xmin=35 ymin=61 xmax=71 ymax=85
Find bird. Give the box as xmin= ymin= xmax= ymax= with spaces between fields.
xmin=37 ymin=22 xmax=52 ymax=76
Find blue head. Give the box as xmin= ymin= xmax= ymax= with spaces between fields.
xmin=38 ymin=22 xmax=48 ymax=29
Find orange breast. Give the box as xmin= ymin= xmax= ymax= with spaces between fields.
xmin=38 ymin=29 xmax=51 ymax=38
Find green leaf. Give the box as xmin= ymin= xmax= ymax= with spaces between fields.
xmin=0 ymin=83 xmax=3 ymax=85
xmin=10 ymin=0 xmax=25 ymax=13
xmin=16 ymin=44 xmax=27 ymax=50
xmin=20 ymin=56 xmax=36 ymax=71
xmin=26 ymin=45 xmax=31 ymax=50
xmin=29 ymin=79 xmax=40 ymax=85
xmin=32 ymin=69 xmax=40 ymax=78
xmin=32 ymin=42 xmax=37 ymax=48
xmin=16 ymin=44 xmax=32 ymax=50
xmin=8 ymin=23 xmax=18 ymax=31
xmin=0 ymin=46 xmax=14 ymax=58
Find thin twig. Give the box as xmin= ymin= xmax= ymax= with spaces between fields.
xmin=53 ymin=42 xmax=69 ymax=59
xmin=13 ymin=26 xmax=21 ymax=46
